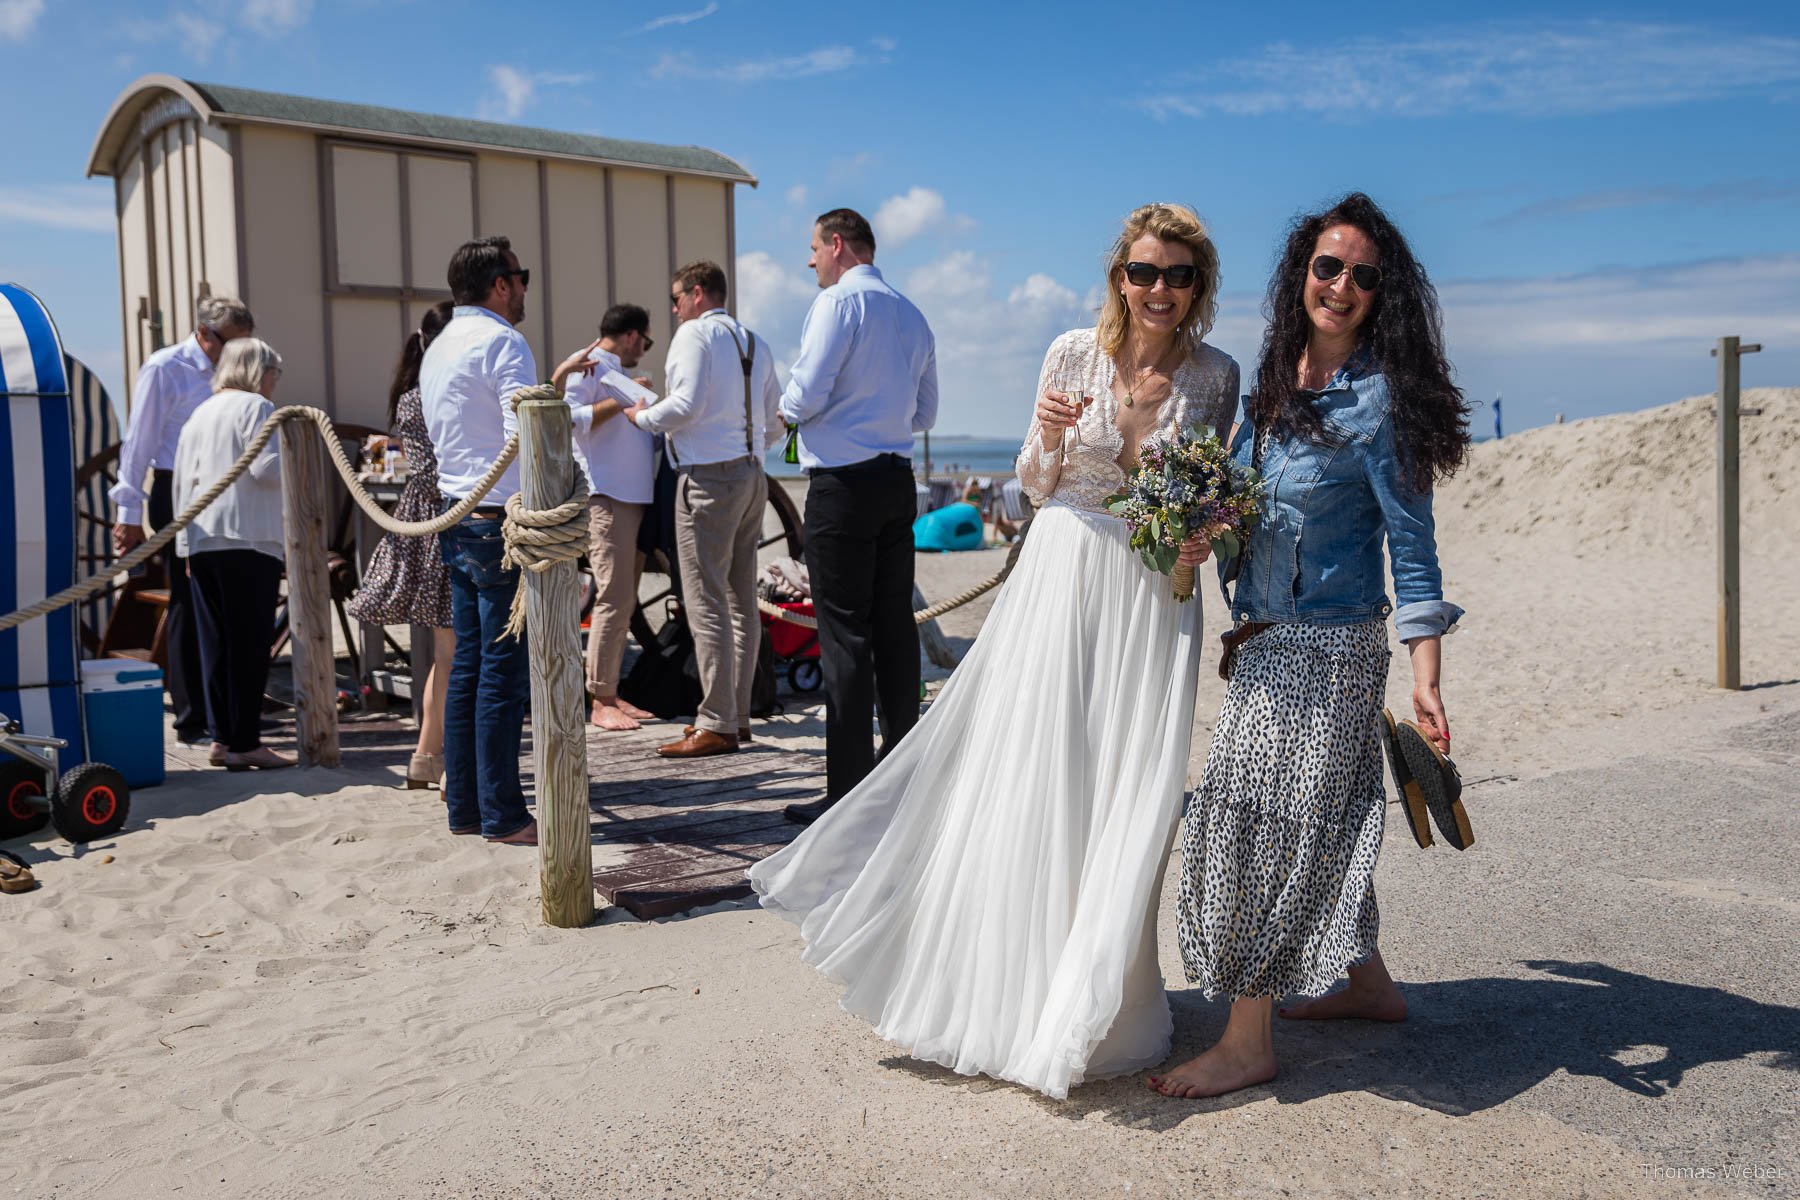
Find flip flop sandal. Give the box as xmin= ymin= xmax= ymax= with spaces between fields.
xmin=1396 ymin=719 xmax=1474 ymax=851
xmin=1 ymin=849 xmax=38 ymax=894
xmin=1377 ymin=709 xmax=1433 ymax=849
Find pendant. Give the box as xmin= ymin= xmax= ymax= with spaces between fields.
xmin=1123 ymin=390 xmax=1134 ymax=408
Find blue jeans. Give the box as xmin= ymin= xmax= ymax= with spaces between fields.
xmin=439 ymin=516 xmax=531 ymax=839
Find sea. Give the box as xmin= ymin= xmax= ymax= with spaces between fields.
xmin=764 ymin=435 xmax=1022 ymax=479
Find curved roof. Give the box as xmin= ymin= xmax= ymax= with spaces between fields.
xmin=88 ymin=75 xmax=756 ymax=185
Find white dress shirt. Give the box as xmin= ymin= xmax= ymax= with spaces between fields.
xmin=109 ymin=334 xmax=217 ymax=524
xmin=636 ymin=308 xmax=782 ymax=468
xmin=420 ymin=306 xmax=539 ymax=504
xmin=779 ymin=264 xmax=938 ymax=471
xmin=566 ymin=347 xmax=655 ymax=504
xmin=172 ymin=389 xmax=284 ymax=562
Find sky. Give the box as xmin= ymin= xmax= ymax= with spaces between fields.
xmin=3 ymin=0 xmax=1798 ymax=439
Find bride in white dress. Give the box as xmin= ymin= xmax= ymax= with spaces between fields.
xmin=749 ymin=204 xmax=1240 ymax=1099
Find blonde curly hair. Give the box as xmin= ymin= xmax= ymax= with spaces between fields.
xmin=1095 ymin=203 xmax=1220 ymax=359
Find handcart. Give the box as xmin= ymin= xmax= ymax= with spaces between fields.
xmin=760 ymin=601 xmax=822 ymax=694
xmin=1 ymin=283 xmax=132 ymax=843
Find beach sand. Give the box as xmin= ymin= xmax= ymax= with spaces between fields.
xmin=3 ymin=390 xmax=1795 ymax=1198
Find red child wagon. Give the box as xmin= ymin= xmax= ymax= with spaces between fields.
xmin=760 ymin=601 xmax=822 ymax=694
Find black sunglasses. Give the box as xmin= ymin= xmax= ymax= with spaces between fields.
xmin=500 ymin=268 xmax=531 ymax=288
xmin=639 ymin=332 xmax=655 ymax=351
xmin=1122 ymin=261 xmax=1197 ymax=289
xmin=1311 ymin=255 xmax=1380 ymax=291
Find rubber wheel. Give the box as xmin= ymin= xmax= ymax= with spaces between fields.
xmin=0 ymin=760 xmax=50 ymax=838
xmin=789 ymin=659 xmax=822 ymax=693
xmin=50 ymin=762 xmax=130 ymax=844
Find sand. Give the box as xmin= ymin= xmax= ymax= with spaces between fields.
xmin=3 ymin=390 xmax=1796 ymax=1198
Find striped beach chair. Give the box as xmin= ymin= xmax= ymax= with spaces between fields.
xmin=66 ymin=354 xmax=118 ymax=637
xmin=0 ymin=284 xmax=87 ymax=767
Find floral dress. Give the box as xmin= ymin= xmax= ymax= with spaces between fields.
xmin=345 ymin=387 xmax=453 ymax=628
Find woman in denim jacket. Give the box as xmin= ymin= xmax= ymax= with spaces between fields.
xmin=1152 ymin=193 xmax=1471 ymax=1099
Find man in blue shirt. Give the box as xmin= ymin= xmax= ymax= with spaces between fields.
xmin=777 ymin=209 xmax=939 ymax=822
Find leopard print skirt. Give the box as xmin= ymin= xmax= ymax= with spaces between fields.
xmin=1176 ymin=620 xmax=1390 ymax=1001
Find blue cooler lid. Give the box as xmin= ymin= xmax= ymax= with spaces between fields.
xmin=80 ymin=659 xmax=164 ymax=691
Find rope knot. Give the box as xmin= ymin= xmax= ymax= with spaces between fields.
xmin=497 ymin=476 xmax=589 ymax=643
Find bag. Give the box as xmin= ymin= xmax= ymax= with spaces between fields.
xmin=619 ymin=607 xmax=702 ymax=719
xmin=1218 ymin=621 xmax=1271 ymax=682
xmin=749 ymin=626 xmax=779 ymax=718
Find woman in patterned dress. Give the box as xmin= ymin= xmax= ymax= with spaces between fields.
xmin=1153 ymin=193 xmax=1471 ymax=1099
xmin=347 ymin=301 xmax=457 ymax=789
xmin=750 ymin=205 xmax=1237 ymax=1099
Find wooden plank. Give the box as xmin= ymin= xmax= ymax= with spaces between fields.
xmin=1716 ymin=336 xmax=1741 ymax=691
xmin=595 ymin=804 xmax=799 ymax=847
xmin=519 ymin=398 xmax=594 ymax=929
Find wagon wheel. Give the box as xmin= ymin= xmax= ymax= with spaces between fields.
xmin=619 ymin=473 xmax=805 ymax=650
xmin=74 ymin=443 xmax=129 ymax=654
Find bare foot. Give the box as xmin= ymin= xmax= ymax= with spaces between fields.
xmin=1278 ymin=983 xmax=1406 ymax=1022
xmin=487 ymin=819 xmax=537 ymax=846
xmin=1147 ymin=1043 xmax=1277 ymax=1099
xmin=224 ymin=747 xmax=295 ymax=770
xmin=589 ymin=701 xmax=640 ymax=732
xmin=613 ymin=698 xmax=655 ymax=721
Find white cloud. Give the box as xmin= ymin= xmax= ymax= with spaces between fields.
xmin=869 ymin=34 xmax=896 ymax=53
xmin=640 ymin=1 xmax=716 ymax=33
xmin=735 ymin=250 xmax=820 ymax=370
xmin=872 ymin=187 xmax=948 ymax=251
xmin=651 ymin=45 xmax=860 ymax=84
xmin=171 ymin=11 xmax=220 ymax=62
xmin=1141 ymin=21 xmax=1800 ymax=120
xmin=0 ymin=186 xmax=115 ymax=234
xmin=1486 ymin=180 xmax=1800 ymax=229
xmin=785 ymin=183 xmax=808 ymax=207
xmin=479 ymin=66 xmax=593 ymax=121
xmin=242 ymin=0 xmax=310 ymax=36
xmin=0 ymin=0 xmax=43 ymax=40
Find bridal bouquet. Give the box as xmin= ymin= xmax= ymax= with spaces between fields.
xmin=1104 ymin=426 xmax=1265 ymax=602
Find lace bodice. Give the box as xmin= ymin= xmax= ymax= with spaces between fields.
xmin=1015 ymin=328 xmax=1240 ymax=514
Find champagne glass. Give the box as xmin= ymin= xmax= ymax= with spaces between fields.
xmin=1052 ymin=367 xmax=1088 ymax=450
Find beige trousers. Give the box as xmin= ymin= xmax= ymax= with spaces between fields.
xmin=673 ymin=457 xmax=764 ymax=734
xmin=584 ymin=494 xmax=645 ymax=696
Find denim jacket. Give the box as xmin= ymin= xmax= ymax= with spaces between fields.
xmin=1222 ymin=354 xmax=1463 ymax=643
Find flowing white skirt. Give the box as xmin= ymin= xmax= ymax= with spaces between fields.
xmin=748 ymin=501 xmax=1203 ymax=1099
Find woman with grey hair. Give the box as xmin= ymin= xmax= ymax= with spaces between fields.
xmin=173 ymin=337 xmax=294 ymax=770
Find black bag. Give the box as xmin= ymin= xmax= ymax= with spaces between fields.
xmin=620 ymin=609 xmax=702 ymax=720
xmin=749 ymin=626 xmax=779 ymax=719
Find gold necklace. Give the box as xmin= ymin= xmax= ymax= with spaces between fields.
xmin=1121 ymin=340 xmax=1178 ymax=408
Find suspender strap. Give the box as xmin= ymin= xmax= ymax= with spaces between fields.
xmin=716 ymin=316 xmax=757 ymax=457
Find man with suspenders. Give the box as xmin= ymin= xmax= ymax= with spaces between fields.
xmin=623 ymin=260 xmax=782 ymax=758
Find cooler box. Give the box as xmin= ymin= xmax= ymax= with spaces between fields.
xmin=80 ymin=660 xmax=165 ymax=788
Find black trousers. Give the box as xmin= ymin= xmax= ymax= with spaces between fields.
xmin=803 ymin=460 xmax=920 ymax=799
xmin=149 ymin=470 xmax=207 ymax=739
xmin=187 ymin=549 xmax=282 ymax=753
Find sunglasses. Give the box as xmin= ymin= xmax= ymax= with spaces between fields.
xmin=500 ymin=268 xmax=531 ymax=288
xmin=1311 ymin=255 xmax=1381 ymax=291
xmin=1122 ymin=262 xmax=1197 ymax=289
xmin=639 ymin=332 xmax=655 ymax=351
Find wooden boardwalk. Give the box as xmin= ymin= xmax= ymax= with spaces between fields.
xmin=586 ymin=722 xmax=824 ymax=918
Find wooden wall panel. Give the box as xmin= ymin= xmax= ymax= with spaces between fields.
xmin=238 ymin=128 xmax=328 ymax=414
xmin=475 ymin=153 xmax=545 ymax=366
xmin=609 ymin=168 xmax=670 ymax=381
xmin=543 ymin=161 xmax=608 ymax=365
xmin=406 ymin=154 xmax=475 ymax=293
xmin=331 ymin=145 xmax=404 ymax=288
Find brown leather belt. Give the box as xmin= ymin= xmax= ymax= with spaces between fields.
xmin=1218 ymin=621 xmax=1272 ymax=682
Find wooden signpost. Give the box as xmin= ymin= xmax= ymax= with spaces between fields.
xmin=516 ymin=399 xmax=594 ymax=928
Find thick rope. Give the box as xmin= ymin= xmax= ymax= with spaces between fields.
xmin=0 ymin=392 xmax=531 ymax=634
xmin=755 ymin=570 xmax=1004 ymax=631
xmin=497 ymin=385 xmax=590 ymax=640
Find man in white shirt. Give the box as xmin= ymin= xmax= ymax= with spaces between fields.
xmin=778 ymin=209 xmax=938 ymax=823
xmin=563 ymin=303 xmax=659 ymax=731
xmin=419 ymin=235 xmax=540 ymax=845
xmin=109 ymin=295 xmax=255 ymax=745
xmin=622 ymin=261 xmax=781 ymax=758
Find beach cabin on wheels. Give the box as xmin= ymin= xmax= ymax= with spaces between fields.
xmin=86 ymin=75 xmax=758 ymax=430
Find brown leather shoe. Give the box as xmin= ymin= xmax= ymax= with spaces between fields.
xmin=658 ymin=728 xmax=740 ymax=758
xmin=684 ymin=725 xmax=752 ymax=742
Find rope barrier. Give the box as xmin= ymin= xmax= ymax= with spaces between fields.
xmin=755 ymin=569 xmax=1005 ymax=631
xmin=496 ymin=386 xmax=590 ymax=640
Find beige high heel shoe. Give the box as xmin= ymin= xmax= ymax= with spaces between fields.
xmin=406 ymin=753 xmax=444 ymax=790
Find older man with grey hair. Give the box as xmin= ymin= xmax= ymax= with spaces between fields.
xmin=110 ymin=295 xmax=256 ymax=746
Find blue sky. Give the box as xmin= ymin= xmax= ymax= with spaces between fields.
xmin=3 ymin=0 xmax=1798 ymax=438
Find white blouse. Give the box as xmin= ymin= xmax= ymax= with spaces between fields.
xmin=173 ymin=388 xmax=284 ymax=562
xmin=1015 ymin=328 xmax=1239 ymax=514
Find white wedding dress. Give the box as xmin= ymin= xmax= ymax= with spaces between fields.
xmin=749 ymin=328 xmax=1240 ymax=1099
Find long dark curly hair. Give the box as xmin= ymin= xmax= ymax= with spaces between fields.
xmin=1249 ymin=192 xmax=1469 ymax=493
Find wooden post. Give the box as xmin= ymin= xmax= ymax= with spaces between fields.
xmin=1713 ymin=337 xmax=1763 ymax=690
xmin=517 ymin=399 xmax=593 ymax=928
xmin=278 ymin=417 xmax=341 ymax=766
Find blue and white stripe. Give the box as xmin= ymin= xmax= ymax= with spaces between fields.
xmin=0 ymin=283 xmax=86 ymax=763
xmin=67 ymin=354 xmax=119 ymax=635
